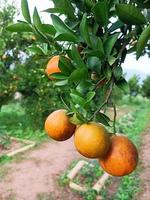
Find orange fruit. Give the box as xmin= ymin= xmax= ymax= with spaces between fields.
xmin=45 ymin=55 xmax=61 ymax=77
xmin=99 ymin=135 xmax=138 ymax=176
xmin=44 ymin=109 xmax=76 ymax=141
xmin=74 ymin=122 xmax=110 ymax=158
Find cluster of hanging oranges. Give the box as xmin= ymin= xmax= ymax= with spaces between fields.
xmin=44 ymin=56 xmax=138 ymax=177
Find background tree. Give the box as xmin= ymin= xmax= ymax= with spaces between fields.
xmin=128 ymin=75 xmax=140 ymax=97
xmin=0 ymin=0 xmax=33 ymax=109
xmin=142 ymin=76 xmax=150 ymax=98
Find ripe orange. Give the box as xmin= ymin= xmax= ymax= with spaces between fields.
xmin=99 ymin=135 xmax=138 ymax=176
xmin=44 ymin=109 xmax=76 ymax=141
xmin=45 ymin=55 xmax=61 ymax=77
xmin=74 ymin=122 xmax=110 ymax=158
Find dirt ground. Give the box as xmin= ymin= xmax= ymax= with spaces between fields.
xmin=0 ymin=138 xmax=83 ymax=200
xmin=138 ymin=126 xmax=150 ymax=200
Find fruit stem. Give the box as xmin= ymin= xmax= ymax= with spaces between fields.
xmin=113 ymin=103 xmax=117 ymax=135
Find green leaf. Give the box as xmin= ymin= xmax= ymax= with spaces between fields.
xmin=113 ymin=66 xmax=123 ymax=80
xmin=33 ymin=7 xmax=41 ymax=27
xmin=54 ymin=80 xmax=68 ymax=86
xmin=96 ymin=112 xmax=110 ymax=126
xmin=6 ymin=22 xmax=32 ymax=32
xmin=59 ymin=56 xmax=74 ymax=76
xmin=27 ymin=46 xmax=45 ymax=55
xmin=104 ymin=66 xmax=112 ymax=80
xmin=136 ymin=25 xmax=150 ymax=60
xmin=50 ymin=0 xmax=76 ymax=20
xmin=116 ymin=77 xmax=130 ymax=93
xmin=51 ymin=14 xmax=77 ymax=42
xmin=54 ymin=33 xmax=76 ymax=42
xmin=85 ymin=91 xmax=96 ymax=103
xmin=21 ymin=0 xmax=31 ymax=23
xmin=80 ymin=13 xmax=92 ymax=47
xmin=108 ymin=56 xmax=117 ymax=66
xmin=70 ymin=113 xmax=86 ymax=125
xmin=116 ymin=4 xmax=146 ymax=25
xmin=43 ymin=7 xmax=66 ymax=14
xmin=40 ymin=24 xmax=56 ymax=35
xmin=70 ymin=93 xmax=85 ymax=106
xmin=92 ymin=1 xmax=108 ymax=26
xmin=69 ymin=68 xmax=88 ymax=84
xmin=71 ymin=45 xmax=86 ymax=68
xmin=109 ymin=20 xmax=124 ymax=33
xmin=49 ymin=73 xmax=68 ymax=80
xmin=90 ymin=36 xmax=105 ymax=59
xmin=104 ymin=33 xmax=119 ymax=56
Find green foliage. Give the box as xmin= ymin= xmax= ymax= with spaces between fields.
xmin=0 ymin=103 xmax=47 ymax=142
xmin=0 ymin=1 xmax=32 ymax=108
xmin=142 ymin=75 xmax=150 ymax=98
xmin=7 ymin=0 xmax=150 ymax=126
xmin=128 ymin=75 xmax=140 ymax=97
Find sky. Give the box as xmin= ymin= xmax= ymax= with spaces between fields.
xmin=11 ymin=0 xmax=150 ymax=80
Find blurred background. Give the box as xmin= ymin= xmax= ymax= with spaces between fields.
xmin=0 ymin=1 xmax=150 ymax=200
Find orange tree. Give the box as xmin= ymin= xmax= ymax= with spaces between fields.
xmin=7 ymin=0 xmax=150 ymax=129
xmin=0 ymin=1 xmax=33 ymax=109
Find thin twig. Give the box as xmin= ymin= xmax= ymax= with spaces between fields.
xmin=90 ymin=79 xmax=114 ymax=121
xmin=113 ymin=103 xmax=117 ymax=134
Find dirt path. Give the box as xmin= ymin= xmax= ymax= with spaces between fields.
xmin=138 ymin=126 xmax=150 ymax=200
xmin=0 ymin=138 xmax=83 ymax=200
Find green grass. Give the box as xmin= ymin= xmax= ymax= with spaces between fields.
xmin=0 ymin=102 xmax=48 ymax=142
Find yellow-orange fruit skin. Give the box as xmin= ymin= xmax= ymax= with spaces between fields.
xmin=45 ymin=55 xmax=61 ymax=77
xmin=99 ymin=135 xmax=138 ymax=176
xmin=44 ymin=110 xmax=76 ymax=141
xmin=74 ymin=123 xmax=110 ymax=159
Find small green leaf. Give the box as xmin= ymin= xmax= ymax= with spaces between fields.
xmin=49 ymin=0 xmax=76 ymax=20
xmin=104 ymin=66 xmax=112 ymax=80
xmin=27 ymin=46 xmax=45 ymax=55
xmin=96 ymin=112 xmax=110 ymax=126
xmin=40 ymin=24 xmax=56 ymax=35
xmin=71 ymin=45 xmax=86 ymax=68
xmin=136 ymin=25 xmax=150 ymax=60
xmin=6 ymin=22 xmax=32 ymax=32
xmin=113 ymin=66 xmax=123 ymax=80
xmin=54 ymin=80 xmax=68 ymax=86
xmin=109 ymin=20 xmax=124 ymax=33
xmin=43 ymin=7 xmax=66 ymax=14
xmin=50 ymin=73 xmax=68 ymax=80
xmin=116 ymin=77 xmax=130 ymax=93
xmin=85 ymin=91 xmax=96 ymax=103
xmin=59 ymin=56 xmax=74 ymax=76
xmin=70 ymin=93 xmax=85 ymax=106
xmin=21 ymin=0 xmax=31 ymax=23
xmin=80 ymin=13 xmax=92 ymax=47
xmin=92 ymin=1 xmax=108 ymax=26
xmin=108 ymin=56 xmax=117 ymax=66
xmin=33 ymin=7 xmax=41 ymax=27
xmin=116 ymin=4 xmax=146 ymax=25
xmin=69 ymin=68 xmax=88 ymax=83
xmin=70 ymin=113 xmax=86 ymax=125
xmin=54 ymin=33 xmax=77 ymax=42
xmin=51 ymin=14 xmax=77 ymax=42
xmin=90 ymin=36 xmax=105 ymax=59
xmin=104 ymin=33 xmax=119 ymax=56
